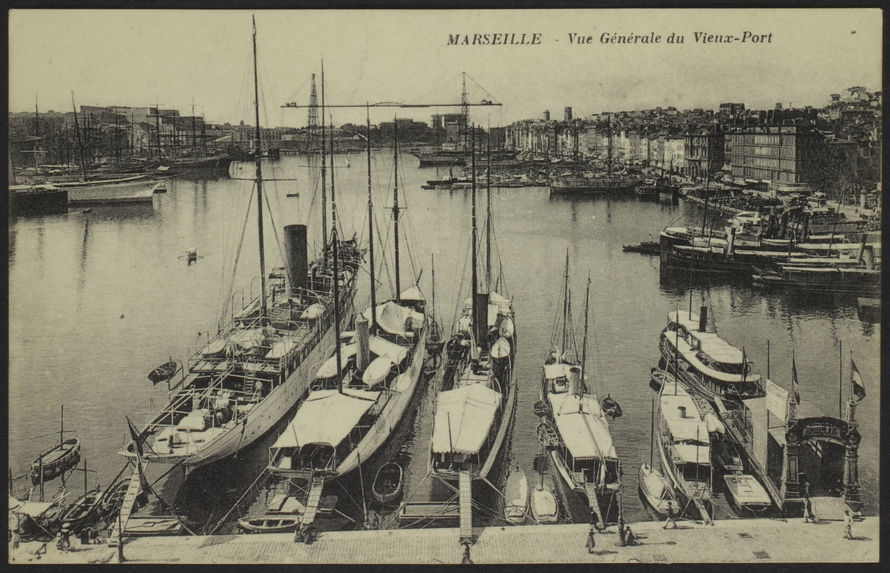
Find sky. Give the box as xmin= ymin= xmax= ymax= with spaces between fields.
xmin=8 ymin=9 xmax=883 ymax=128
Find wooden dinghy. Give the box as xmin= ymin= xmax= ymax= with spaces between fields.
xmin=60 ymin=488 xmax=104 ymax=533
xmin=147 ymin=359 xmax=177 ymax=384
xmin=31 ymin=438 xmax=81 ymax=484
xmin=649 ymin=367 xmax=675 ymax=392
xmin=238 ymin=515 xmax=302 ymax=533
xmin=504 ymin=465 xmax=529 ymax=525
xmin=372 ymin=462 xmax=404 ymax=506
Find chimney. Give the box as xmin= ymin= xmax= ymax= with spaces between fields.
xmin=283 ymin=224 xmax=308 ymax=297
xmin=474 ymin=292 xmax=489 ymax=354
xmin=356 ymin=317 xmax=370 ymax=370
xmin=678 ymin=406 xmax=687 ymax=419
xmin=568 ymin=366 xmax=581 ymax=397
xmin=698 ymin=305 xmax=708 ymax=332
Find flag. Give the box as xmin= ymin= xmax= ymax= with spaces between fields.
xmin=851 ymin=359 xmax=866 ymax=402
xmin=791 ymin=354 xmax=801 ymax=404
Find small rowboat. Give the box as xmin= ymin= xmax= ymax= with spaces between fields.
xmin=99 ymin=479 xmax=129 ymax=519
xmin=601 ymin=395 xmax=622 ymax=418
xmin=238 ymin=515 xmax=301 ymax=533
xmin=639 ymin=462 xmax=675 ymax=515
xmin=713 ymin=440 xmax=745 ymax=473
xmin=536 ymin=420 xmax=560 ymax=447
xmin=60 ymin=488 xmax=104 ymax=533
xmin=504 ymin=466 xmax=529 ymax=525
xmin=31 ymin=438 xmax=81 ymax=484
xmin=649 ymin=367 xmax=675 ymax=391
xmin=147 ymin=359 xmax=177 ymax=384
xmin=372 ymin=462 xmax=404 ymax=506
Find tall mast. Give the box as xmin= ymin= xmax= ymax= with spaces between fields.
xmin=333 ymin=226 xmax=343 ymax=394
xmin=393 ymin=116 xmax=401 ymax=302
xmin=154 ymin=100 xmax=161 ymax=159
xmin=71 ymin=92 xmax=87 ymax=180
xmin=580 ymin=271 xmax=591 ymax=396
xmin=461 ymin=72 xmax=469 ymax=151
xmin=251 ymin=15 xmax=268 ymax=321
xmin=485 ymin=128 xmax=492 ymax=291
xmin=649 ymin=397 xmax=655 ymax=467
xmin=329 ymin=114 xmax=338 ymax=236
xmin=320 ymin=61 xmax=328 ymax=266
xmin=366 ymin=104 xmax=377 ymax=331
xmin=59 ymin=404 xmax=64 ymax=447
xmin=470 ymin=125 xmax=479 ymax=340
xmin=191 ymin=101 xmax=197 ymax=157
xmin=561 ymin=249 xmax=569 ymax=353
xmin=607 ymin=118 xmax=612 ymax=175
xmin=34 ymin=94 xmax=40 ymax=176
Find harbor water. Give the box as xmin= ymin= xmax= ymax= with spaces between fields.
xmin=8 ymin=153 xmax=880 ymax=528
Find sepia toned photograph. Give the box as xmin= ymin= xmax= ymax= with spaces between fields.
xmin=7 ymin=8 xmax=881 ymax=564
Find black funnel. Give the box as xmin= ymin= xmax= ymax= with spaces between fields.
xmin=284 ymin=224 xmax=308 ymax=296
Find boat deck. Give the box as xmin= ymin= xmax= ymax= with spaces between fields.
xmin=11 ymin=517 xmax=877 ymax=564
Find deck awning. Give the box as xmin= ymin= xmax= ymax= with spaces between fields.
xmin=432 ymin=384 xmax=501 ymax=454
xmin=660 ymin=394 xmax=710 ymax=442
xmin=270 ymin=388 xmax=380 ymax=450
xmin=673 ymin=443 xmax=711 ymax=464
xmin=314 ymin=335 xmax=408 ymax=379
xmin=548 ymin=393 xmax=616 ymax=460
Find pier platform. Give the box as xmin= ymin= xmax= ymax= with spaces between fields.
xmin=10 ymin=516 xmax=877 ymax=564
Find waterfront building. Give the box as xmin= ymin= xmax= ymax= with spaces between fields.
xmin=727 ymin=123 xmax=822 ymax=194
xmin=684 ymin=127 xmax=725 ymax=181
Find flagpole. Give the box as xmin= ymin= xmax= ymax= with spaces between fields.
xmin=849 ymin=349 xmax=853 ymax=405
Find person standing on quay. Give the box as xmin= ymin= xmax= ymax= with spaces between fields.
xmin=663 ymin=501 xmax=677 ymax=529
xmin=843 ymin=509 xmax=854 ymax=540
xmin=586 ymin=526 xmax=597 ymax=554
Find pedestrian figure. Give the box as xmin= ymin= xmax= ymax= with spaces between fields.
xmin=461 ymin=541 xmax=473 ymax=564
xmin=586 ymin=526 xmax=597 ymax=554
xmin=844 ymin=509 xmax=853 ymax=540
xmin=804 ymin=497 xmax=816 ymax=523
xmin=663 ymin=501 xmax=677 ymax=529
xmin=625 ymin=527 xmax=636 ymax=546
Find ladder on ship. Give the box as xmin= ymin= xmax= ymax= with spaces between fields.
xmin=300 ymin=476 xmax=326 ymax=528
xmin=458 ymin=470 xmax=473 ymax=543
xmin=108 ymin=460 xmax=147 ymax=546
xmin=585 ymin=483 xmax=606 ymax=528
xmin=693 ymin=496 xmax=713 ymax=525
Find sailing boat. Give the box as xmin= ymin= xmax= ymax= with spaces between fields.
xmin=429 ymin=126 xmax=517 ymax=482
xmin=121 ymin=19 xmax=361 ymax=472
xmin=30 ymin=405 xmax=80 ymax=484
xmin=534 ymin=258 xmax=619 ymax=526
xmin=267 ymin=111 xmax=429 ymax=486
xmin=639 ymin=396 xmax=676 ymax=515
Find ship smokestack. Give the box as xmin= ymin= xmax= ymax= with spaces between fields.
xmin=474 ymin=292 xmax=489 ymax=353
xmin=726 ymin=226 xmax=736 ymax=255
xmin=356 ymin=317 xmax=370 ymax=370
xmin=283 ymin=224 xmax=308 ymax=296
xmin=678 ymin=406 xmax=687 ymax=419
xmin=698 ymin=305 xmax=708 ymax=333
xmin=568 ymin=366 xmax=581 ymax=397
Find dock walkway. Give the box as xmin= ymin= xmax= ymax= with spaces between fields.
xmin=11 ymin=516 xmax=877 ymax=564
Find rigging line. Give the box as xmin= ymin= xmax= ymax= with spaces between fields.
xmin=262 ymin=188 xmax=290 ymax=286
xmin=380 ymin=471 xmax=431 ymax=530
xmin=207 ymin=466 xmax=271 ymax=536
xmin=219 ymin=187 xmax=256 ymax=328
xmin=449 ymin=233 xmax=474 ymax=334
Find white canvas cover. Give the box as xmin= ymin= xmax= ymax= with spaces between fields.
xmin=399 ymin=285 xmax=425 ymax=302
xmin=499 ymin=316 xmax=515 ymax=339
xmin=202 ymin=339 xmax=226 ymax=356
xmin=178 ymin=409 xmax=209 ymax=431
xmin=362 ymin=356 xmax=394 ymax=386
xmin=362 ymin=301 xmax=423 ymax=338
xmin=543 ymin=363 xmax=573 ymax=380
xmin=548 ymin=393 xmax=617 ymax=460
xmin=229 ymin=328 xmax=264 ymax=352
xmin=266 ymin=338 xmax=296 ymax=360
xmin=490 ymin=337 xmax=511 ymax=359
xmin=271 ymin=388 xmax=380 ymax=450
xmin=315 ymin=344 xmax=358 ymax=378
xmin=660 ymin=394 xmax=709 ymax=443
xmin=10 ymin=498 xmax=54 ymax=518
xmin=431 ymin=384 xmax=501 ymax=454
xmin=300 ymin=302 xmax=325 ymax=320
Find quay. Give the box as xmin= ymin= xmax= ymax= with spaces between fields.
xmin=10 ymin=516 xmax=878 ymax=564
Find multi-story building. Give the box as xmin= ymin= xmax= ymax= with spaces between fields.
xmin=727 ymin=123 xmax=822 ymax=193
xmin=684 ymin=127 xmax=725 ymax=180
